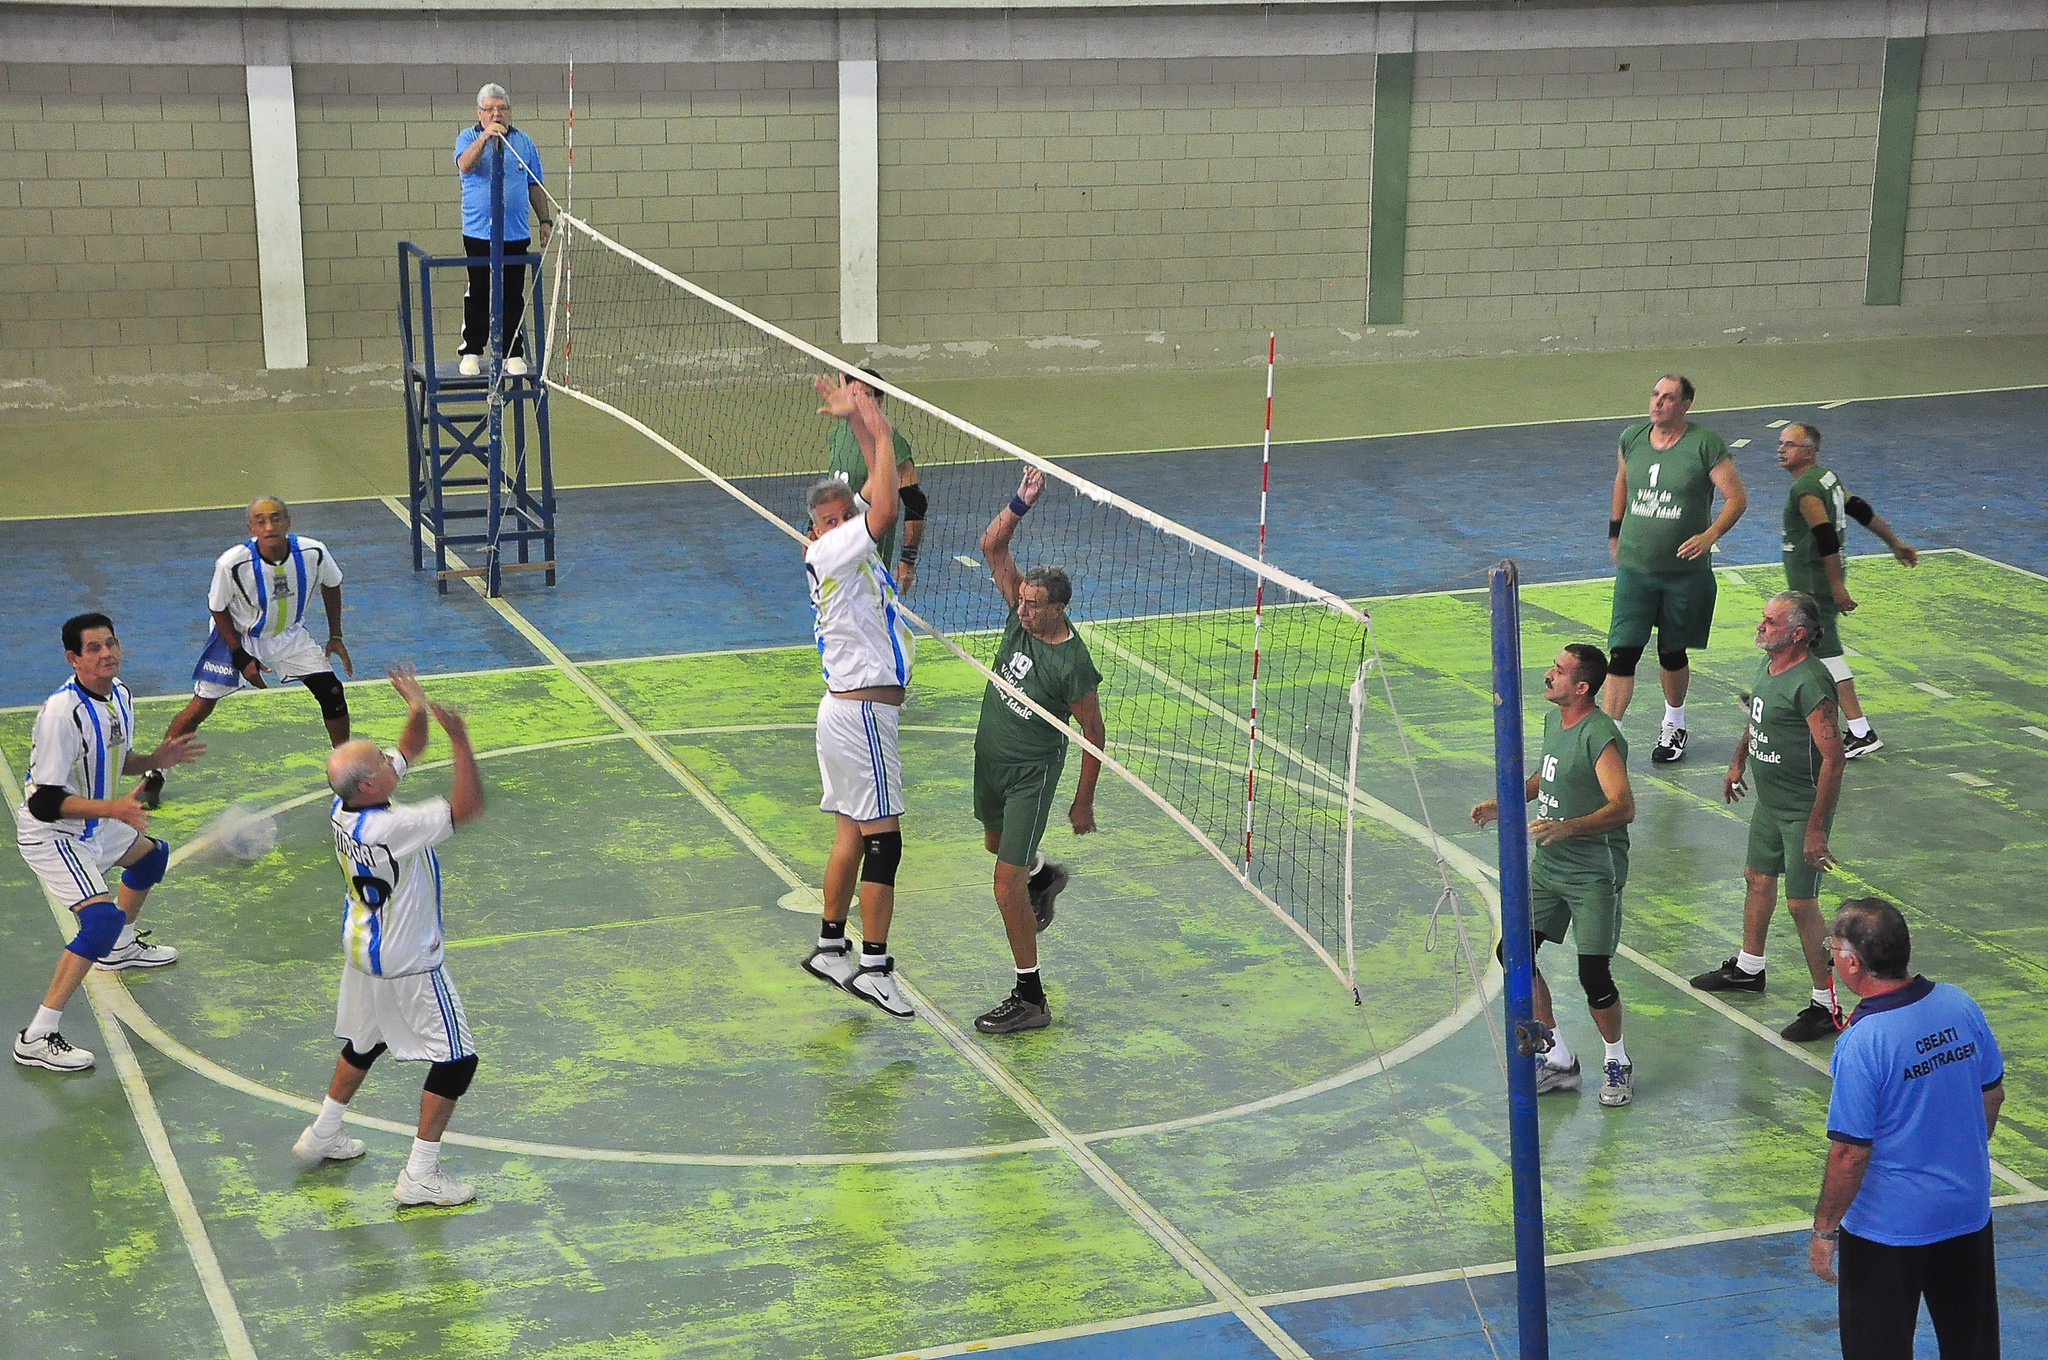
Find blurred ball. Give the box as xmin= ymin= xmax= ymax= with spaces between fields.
xmin=210 ymin=803 xmax=279 ymax=861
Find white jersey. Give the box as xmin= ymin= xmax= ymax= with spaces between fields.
xmin=209 ymin=534 xmax=343 ymax=647
xmin=330 ymin=752 xmax=456 ymax=979
xmin=806 ymin=516 xmax=914 ymax=692
xmin=14 ymin=677 xmax=136 ymax=845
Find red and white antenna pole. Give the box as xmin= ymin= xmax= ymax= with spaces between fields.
xmin=563 ymin=60 xmax=575 ymax=370
xmin=1242 ymin=332 xmax=1275 ymax=872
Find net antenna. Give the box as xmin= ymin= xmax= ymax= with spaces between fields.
xmin=1240 ymin=332 xmax=1275 ymax=878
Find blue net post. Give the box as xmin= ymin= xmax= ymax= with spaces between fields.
xmin=485 ymin=137 xmax=507 ymax=596
xmin=1489 ymin=559 xmax=1550 ymax=1360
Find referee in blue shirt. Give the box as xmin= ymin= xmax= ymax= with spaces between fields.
xmin=1811 ymin=897 xmax=2004 ymax=1359
xmin=452 ymin=83 xmax=551 ymax=377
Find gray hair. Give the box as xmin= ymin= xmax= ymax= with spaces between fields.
xmin=1784 ymin=422 xmax=1821 ymax=450
xmin=477 ymin=83 xmax=510 ymax=105
xmin=328 ymin=745 xmax=384 ymax=802
xmin=1834 ymin=897 xmax=1911 ymax=979
xmin=807 ymin=477 xmax=856 ymax=519
xmin=248 ymin=494 xmax=289 ymax=518
xmin=1022 ymin=565 xmax=1073 ymax=608
xmin=1771 ymin=590 xmax=1820 ymax=646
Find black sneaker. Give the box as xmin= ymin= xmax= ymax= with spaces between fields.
xmin=1651 ymin=724 xmax=1688 ymax=764
xmin=1027 ymin=862 xmax=1070 ymax=932
xmin=139 ymin=770 xmax=165 ymax=810
xmin=1690 ymin=957 xmax=1765 ymax=993
xmin=974 ymin=990 xmax=1051 ymax=1034
xmin=1843 ymin=728 xmax=1884 ymax=760
xmin=1781 ymin=1001 xmax=1846 ymax=1043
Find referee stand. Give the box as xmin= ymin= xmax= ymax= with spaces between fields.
xmin=399 ymin=137 xmax=556 ymax=597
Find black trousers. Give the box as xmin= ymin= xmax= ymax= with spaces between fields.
xmin=1840 ymin=1220 xmax=1999 ymax=1359
xmin=460 ymin=235 xmax=531 ymax=358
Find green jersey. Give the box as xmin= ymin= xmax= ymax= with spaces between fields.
xmin=826 ymin=421 xmax=914 ymax=570
xmin=1532 ymin=706 xmax=1629 ymax=878
xmin=1615 ymin=420 xmax=1730 ymax=574
xmin=975 ymin=611 xmax=1103 ymax=767
xmin=1782 ymin=464 xmax=1847 ymax=600
xmin=1744 ymin=653 xmax=1836 ymax=814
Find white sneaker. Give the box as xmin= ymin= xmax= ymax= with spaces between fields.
xmin=802 ymin=942 xmax=860 ymax=989
xmin=95 ymin=933 xmax=179 ymax=971
xmin=846 ymin=961 xmax=915 ymax=1019
xmin=1534 ymin=1057 xmax=1583 ymax=1093
xmin=14 ymin=1028 xmax=94 ymax=1072
xmin=293 ymin=1123 xmax=368 ymax=1164
xmin=1599 ymin=1059 xmax=1635 ymax=1107
xmin=457 ymin=353 xmax=482 ymax=377
xmin=503 ymin=355 xmax=529 ymax=376
xmin=394 ymin=1165 xmax=476 ymax=1207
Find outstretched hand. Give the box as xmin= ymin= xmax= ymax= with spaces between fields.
xmin=148 ymin=733 xmax=206 ymax=770
xmin=388 ymin=663 xmax=429 ymax=714
xmin=429 ymin=701 xmax=470 ymax=743
xmin=813 ymin=372 xmax=861 ymax=420
xmin=1016 ymin=467 xmax=1045 ymax=508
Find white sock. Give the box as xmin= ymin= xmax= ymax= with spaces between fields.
xmin=1664 ymin=703 xmax=1686 ymax=729
xmin=1603 ymin=1037 xmax=1629 ymax=1066
xmin=1736 ymin=950 xmax=1768 ymax=975
xmin=312 ymin=1097 xmax=348 ymax=1140
xmin=860 ymin=951 xmax=890 ymax=969
xmin=1813 ymin=982 xmax=1838 ymax=1011
xmin=816 ymin=935 xmax=848 ymax=952
xmin=24 ymin=1006 xmax=63 ymax=1042
xmin=1848 ymin=717 xmax=1872 ymax=737
xmin=1545 ymin=1031 xmax=1574 ymax=1069
xmin=1029 ymin=852 xmax=1046 ymax=876
xmin=116 ymin=921 xmax=138 ymax=949
xmin=406 ymin=1137 xmax=441 ymax=1181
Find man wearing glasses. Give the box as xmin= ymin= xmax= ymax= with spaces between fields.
xmin=1810 ymin=898 xmax=2003 ymax=1359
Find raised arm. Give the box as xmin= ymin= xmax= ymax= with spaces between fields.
xmin=981 ymin=468 xmax=1044 ymax=610
xmin=432 ymin=703 xmax=486 ymax=825
xmin=849 ymin=389 xmax=899 ymax=544
xmin=388 ymin=664 xmax=432 ymax=766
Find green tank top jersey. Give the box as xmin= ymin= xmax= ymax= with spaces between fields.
xmin=975 ymin=611 xmax=1104 ymax=767
xmin=826 ymin=421 xmax=914 ymax=570
xmin=1532 ymin=707 xmax=1629 ymax=877
xmin=1744 ymin=652 xmax=1837 ymax=813
xmin=1615 ymin=420 xmax=1730 ymax=574
xmin=1782 ymin=464 xmax=1847 ymax=600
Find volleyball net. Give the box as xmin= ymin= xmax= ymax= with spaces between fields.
xmin=539 ymin=211 xmax=1495 ymax=1002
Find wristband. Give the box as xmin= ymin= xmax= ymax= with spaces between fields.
xmin=1010 ymin=495 xmax=1031 ymax=518
xmin=229 ymin=646 xmax=255 ymax=673
xmin=1812 ymin=1228 xmax=1839 ymax=1242
xmin=1608 ymin=518 xmax=1623 ymax=539
xmin=897 ymin=545 xmax=920 ymax=567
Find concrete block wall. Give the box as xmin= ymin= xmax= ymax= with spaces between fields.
xmin=295 ymin=63 xmax=837 ymax=368
xmin=0 ymin=65 xmax=261 ymax=378
xmin=877 ymin=56 xmax=1373 ymax=344
xmin=1902 ymin=30 xmax=2048 ymax=307
xmin=1405 ymin=40 xmax=1884 ymax=330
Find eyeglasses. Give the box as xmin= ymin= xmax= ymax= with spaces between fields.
xmin=1823 ymin=937 xmax=1860 ymax=963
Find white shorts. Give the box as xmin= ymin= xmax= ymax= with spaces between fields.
xmin=17 ymin=822 xmax=141 ymax=906
xmin=195 ymin=628 xmax=332 ymax=701
xmin=335 ymin=963 xmax=474 ymax=1063
xmin=816 ymin=694 xmax=904 ymax=822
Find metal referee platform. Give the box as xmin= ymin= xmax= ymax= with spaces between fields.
xmin=398 ymin=229 xmax=557 ymax=598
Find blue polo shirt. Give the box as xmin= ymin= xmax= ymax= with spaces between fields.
xmin=1827 ymin=976 xmax=2003 ymax=1246
xmin=453 ymin=125 xmax=543 ymax=240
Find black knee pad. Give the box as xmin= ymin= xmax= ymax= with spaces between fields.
xmin=1657 ymin=649 xmax=1689 ymax=674
xmin=859 ymin=829 xmax=902 ymax=887
xmin=1578 ymin=954 xmax=1619 ymax=1010
xmin=1607 ymin=645 xmax=1644 ymax=678
xmin=423 ymin=1054 xmax=478 ymax=1100
xmin=1494 ymin=932 xmax=1549 ymax=966
xmin=302 ymin=670 xmax=349 ymax=722
xmin=341 ymin=1040 xmax=387 ymax=1071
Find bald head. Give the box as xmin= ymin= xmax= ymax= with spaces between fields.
xmin=327 ymin=739 xmax=387 ymax=803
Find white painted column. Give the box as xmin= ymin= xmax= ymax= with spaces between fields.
xmin=838 ymin=49 xmax=880 ymax=345
xmin=245 ymin=65 xmax=309 ymax=369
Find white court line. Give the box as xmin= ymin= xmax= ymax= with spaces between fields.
xmin=0 ymin=749 xmax=259 ymax=1360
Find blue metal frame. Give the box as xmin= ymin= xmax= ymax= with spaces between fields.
xmin=398 ymin=140 xmax=556 ymax=597
xmin=1489 ymin=558 xmax=1550 ymax=1360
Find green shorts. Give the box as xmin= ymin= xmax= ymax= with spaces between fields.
xmin=974 ymin=751 xmax=1067 ymax=867
xmin=1809 ymin=600 xmax=1843 ymax=660
xmin=1746 ymin=802 xmax=1837 ymax=900
xmin=1608 ymin=564 xmax=1718 ymax=654
xmin=1529 ymin=851 xmax=1627 ymax=955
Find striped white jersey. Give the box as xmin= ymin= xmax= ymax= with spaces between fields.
xmin=330 ymin=752 xmax=456 ymax=978
xmin=209 ymin=534 xmax=343 ymax=645
xmin=14 ymin=678 xmax=136 ymax=844
xmin=806 ymin=516 xmax=914 ymax=692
